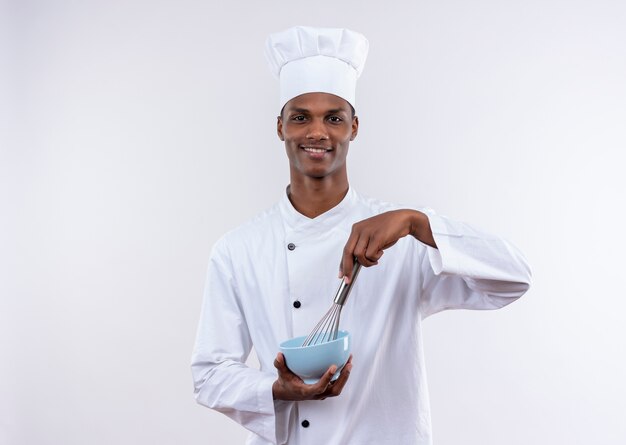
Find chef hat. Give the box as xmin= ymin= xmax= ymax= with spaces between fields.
xmin=264 ymin=25 xmax=369 ymax=111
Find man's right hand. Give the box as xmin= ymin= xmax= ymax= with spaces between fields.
xmin=272 ymin=352 xmax=353 ymax=401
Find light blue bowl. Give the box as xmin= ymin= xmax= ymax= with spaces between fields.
xmin=279 ymin=331 xmax=351 ymax=384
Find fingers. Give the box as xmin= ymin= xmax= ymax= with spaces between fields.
xmin=327 ymin=355 xmax=352 ymax=396
xmin=311 ymin=364 xmax=337 ymax=396
xmin=341 ymin=228 xmax=378 ymax=283
xmin=274 ymin=353 xmax=353 ymax=401
xmin=313 ymin=365 xmax=337 ymax=388
xmin=340 ymin=235 xmax=358 ymax=281
xmin=273 ymin=352 xmax=283 ymax=368
xmin=315 ymin=355 xmax=353 ymax=400
xmin=353 ymin=233 xmax=377 ymax=269
xmin=274 ymin=353 xmax=291 ymax=376
xmin=342 ymin=231 xmax=378 ymax=283
xmin=341 ymin=211 xmax=418 ymax=279
xmin=365 ymin=241 xmax=384 ymax=264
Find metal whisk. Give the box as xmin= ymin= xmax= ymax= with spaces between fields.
xmin=301 ymin=261 xmax=362 ymax=347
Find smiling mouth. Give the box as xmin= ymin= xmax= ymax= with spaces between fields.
xmin=301 ymin=146 xmax=332 ymax=153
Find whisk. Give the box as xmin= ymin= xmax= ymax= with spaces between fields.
xmin=301 ymin=261 xmax=362 ymax=347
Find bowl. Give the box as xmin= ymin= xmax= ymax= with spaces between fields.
xmin=279 ymin=330 xmax=351 ymax=384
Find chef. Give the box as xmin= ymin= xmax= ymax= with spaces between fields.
xmin=191 ymin=26 xmax=532 ymax=445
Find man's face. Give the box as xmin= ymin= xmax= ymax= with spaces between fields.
xmin=277 ymin=92 xmax=358 ymax=180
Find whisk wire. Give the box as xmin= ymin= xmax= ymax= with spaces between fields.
xmin=301 ymin=262 xmax=362 ymax=347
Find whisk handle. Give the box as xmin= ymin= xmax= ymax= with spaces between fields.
xmin=333 ymin=261 xmax=362 ymax=306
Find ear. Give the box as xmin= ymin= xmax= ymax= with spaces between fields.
xmin=277 ymin=116 xmax=284 ymax=141
xmin=350 ymin=116 xmax=359 ymax=141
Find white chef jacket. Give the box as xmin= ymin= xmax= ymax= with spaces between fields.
xmin=191 ymin=187 xmax=531 ymax=445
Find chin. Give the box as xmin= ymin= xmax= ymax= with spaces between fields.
xmin=291 ymin=161 xmax=344 ymax=180
xmin=306 ymin=167 xmax=341 ymax=179
xmin=303 ymin=171 xmax=328 ymax=179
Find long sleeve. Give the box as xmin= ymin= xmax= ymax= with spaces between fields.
xmin=191 ymin=240 xmax=278 ymax=443
xmin=418 ymin=211 xmax=532 ymax=319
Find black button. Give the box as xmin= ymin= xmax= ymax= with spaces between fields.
xmin=301 ymin=420 xmax=310 ymax=428
xmin=287 ymin=243 xmax=296 ymax=251
xmin=293 ymin=300 xmax=301 ymax=309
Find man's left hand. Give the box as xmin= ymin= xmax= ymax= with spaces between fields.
xmin=340 ymin=209 xmax=437 ymax=283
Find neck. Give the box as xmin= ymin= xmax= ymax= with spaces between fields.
xmin=287 ymin=174 xmax=349 ymax=219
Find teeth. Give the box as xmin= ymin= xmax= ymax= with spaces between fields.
xmin=303 ymin=147 xmax=328 ymax=153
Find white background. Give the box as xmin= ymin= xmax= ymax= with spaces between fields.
xmin=2 ymin=1 xmax=625 ymax=444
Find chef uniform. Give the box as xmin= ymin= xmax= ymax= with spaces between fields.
xmin=191 ymin=26 xmax=532 ymax=445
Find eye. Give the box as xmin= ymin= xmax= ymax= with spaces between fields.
xmin=291 ymin=115 xmax=306 ymax=122
xmin=328 ymin=116 xmax=343 ymax=123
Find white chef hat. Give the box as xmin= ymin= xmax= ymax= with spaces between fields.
xmin=264 ymin=25 xmax=369 ymax=112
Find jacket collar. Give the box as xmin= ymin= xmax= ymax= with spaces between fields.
xmin=278 ymin=185 xmax=357 ymax=235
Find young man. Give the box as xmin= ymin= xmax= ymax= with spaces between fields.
xmin=191 ymin=26 xmax=531 ymax=445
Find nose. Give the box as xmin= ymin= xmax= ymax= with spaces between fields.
xmin=306 ymin=118 xmax=329 ymax=140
